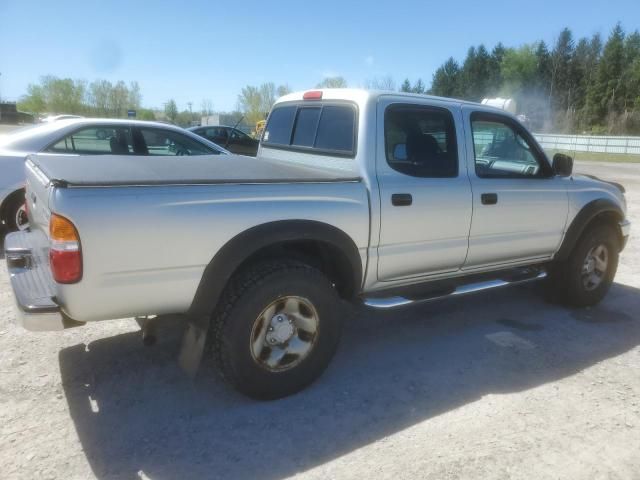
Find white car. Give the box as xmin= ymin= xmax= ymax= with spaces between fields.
xmin=0 ymin=118 xmax=229 ymax=231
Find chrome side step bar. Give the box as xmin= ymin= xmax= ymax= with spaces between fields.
xmin=363 ymin=271 xmax=547 ymax=309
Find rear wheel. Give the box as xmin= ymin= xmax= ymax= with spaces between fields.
xmin=2 ymin=191 xmax=29 ymax=232
xmin=547 ymin=224 xmax=619 ymax=307
xmin=210 ymin=260 xmax=344 ymax=400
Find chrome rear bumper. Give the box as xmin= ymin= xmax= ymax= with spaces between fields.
xmin=4 ymin=230 xmax=82 ymax=331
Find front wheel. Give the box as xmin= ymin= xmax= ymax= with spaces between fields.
xmin=210 ymin=261 xmax=344 ymax=400
xmin=547 ymin=224 xmax=619 ymax=307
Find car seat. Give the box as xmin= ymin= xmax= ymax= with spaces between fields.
xmin=110 ymin=130 xmax=129 ymax=154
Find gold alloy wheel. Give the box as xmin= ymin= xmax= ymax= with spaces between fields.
xmin=581 ymin=243 xmax=609 ymax=291
xmin=250 ymin=296 xmax=319 ymax=372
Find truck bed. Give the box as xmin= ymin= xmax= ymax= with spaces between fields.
xmin=28 ymin=153 xmax=361 ymax=186
xmin=22 ymin=152 xmax=370 ymax=322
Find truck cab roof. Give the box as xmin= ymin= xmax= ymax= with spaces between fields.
xmin=276 ymin=88 xmax=490 ymax=110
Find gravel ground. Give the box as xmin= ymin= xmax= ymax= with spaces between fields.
xmin=1 ymin=161 xmax=639 ymax=480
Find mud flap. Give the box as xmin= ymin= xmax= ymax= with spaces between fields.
xmin=178 ymin=316 xmax=209 ymax=378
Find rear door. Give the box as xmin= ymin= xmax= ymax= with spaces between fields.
xmin=462 ymin=107 xmax=568 ymax=268
xmin=376 ymin=98 xmax=472 ymax=281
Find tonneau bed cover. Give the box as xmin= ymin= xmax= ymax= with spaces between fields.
xmin=27 ymin=153 xmax=361 ymax=187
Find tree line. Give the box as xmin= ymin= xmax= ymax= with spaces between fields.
xmin=420 ymin=23 xmax=640 ymax=134
xmin=17 ymin=76 xmax=158 ymax=120
xmin=17 ymin=75 xmax=222 ymax=125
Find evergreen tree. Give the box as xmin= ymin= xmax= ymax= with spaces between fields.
xmin=489 ymin=42 xmax=507 ymax=94
xmin=623 ymin=30 xmax=640 ymax=109
xmin=400 ymin=79 xmax=412 ymax=92
xmin=430 ymin=57 xmax=461 ymax=97
xmin=587 ymin=24 xmax=626 ymax=122
xmin=458 ymin=47 xmax=476 ymax=98
xmin=534 ymin=41 xmax=552 ymax=96
xmin=550 ymin=28 xmax=575 ymax=111
xmin=571 ymin=38 xmax=592 ymax=112
xmin=459 ymin=45 xmax=493 ymax=101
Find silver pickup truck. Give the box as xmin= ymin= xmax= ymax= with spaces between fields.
xmin=4 ymin=89 xmax=631 ymax=399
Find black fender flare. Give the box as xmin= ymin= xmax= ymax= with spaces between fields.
xmin=187 ymin=220 xmax=363 ymax=319
xmin=555 ymin=199 xmax=624 ymax=261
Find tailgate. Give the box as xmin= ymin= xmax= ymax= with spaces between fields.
xmin=25 ymin=157 xmax=53 ymax=234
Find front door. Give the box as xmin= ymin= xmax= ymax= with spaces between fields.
xmin=462 ymin=107 xmax=569 ymax=269
xmin=376 ymin=99 xmax=473 ymax=281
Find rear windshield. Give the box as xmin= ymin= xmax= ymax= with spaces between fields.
xmin=0 ymin=122 xmax=61 ymax=150
xmin=263 ymin=103 xmax=356 ymax=156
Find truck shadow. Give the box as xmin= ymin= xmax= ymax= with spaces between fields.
xmin=58 ymin=282 xmax=640 ymax=480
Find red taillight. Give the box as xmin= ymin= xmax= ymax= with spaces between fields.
xmin=50 ymin=249 xmax=82 ymax=283
xmin=49 ymin=213 xmax=82 ymax=283
xmin=303 ymin=90 xmax=323 ymax=100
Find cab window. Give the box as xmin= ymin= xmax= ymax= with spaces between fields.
xmin=384 ymin=105 xmax=458 ymax=178
xmin=471 ymin=114 xmax=546 ymax=178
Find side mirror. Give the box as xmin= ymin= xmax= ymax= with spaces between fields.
xmin=393 ymin=143 xmax=407 ymax=161
xmin=553 ymin=153 xmax=573 ymax=177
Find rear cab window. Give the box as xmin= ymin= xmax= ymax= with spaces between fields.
xmin=262 ymin=102 xmax=357 ymax=157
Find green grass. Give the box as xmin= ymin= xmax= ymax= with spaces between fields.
xmin=545 ymin=149 xmax=640 ymax=163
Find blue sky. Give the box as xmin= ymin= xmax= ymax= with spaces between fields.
xmin=0 ymin=0 xmax=638 ymax=112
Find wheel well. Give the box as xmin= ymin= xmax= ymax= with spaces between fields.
xmin=188 ymin=220 xmax=363 ymax=322
xmin=0 ymin=188 xmax=25 ymax=224
xmin=583 ymin=211 xmax=623 ymax=249
xmin=556 ymin=201 xmax=624 ymax=260
xmin=235 ymin=240 xmax=358 ymax=299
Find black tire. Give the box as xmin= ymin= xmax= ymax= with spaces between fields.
xmin=546 ymin=224 xmax=619 ymax=307
xmin=210 ymin=260 xmax=344 ymax=400
xmin=2 ymin=191 xmax=28 ymax=232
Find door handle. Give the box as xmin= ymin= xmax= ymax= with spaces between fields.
xmin=391 ymin=193 xmax=413 ymax=206
xmin=481 ymin=193 xmax=498 ymax=205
